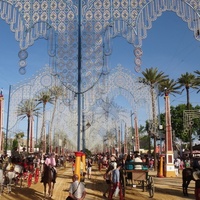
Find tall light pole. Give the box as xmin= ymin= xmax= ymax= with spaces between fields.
xmin=164 ymin=87 xmax=175 ymax=177
xmin=77 ymin=0 xmax=82 ymax=152
xmin=0 ymin=89 xmax=4 ymax=153
xmin=131 ymin=111 xmax=140 ymax=152
xmin=134 ymin=115 xmax=140 ymax=152
xmin=130 ymin=111 xmax=134 ymax=153
xmin=82 ymin=94 xmax=85 ymax=152
xmin=5 ymin=85 xmax=11 ymax=154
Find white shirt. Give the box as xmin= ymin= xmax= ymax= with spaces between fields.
xmin=134 ymin=157 xmax=143 ymax=169
xmin=69 ymin=180 xmax=85 ymax=199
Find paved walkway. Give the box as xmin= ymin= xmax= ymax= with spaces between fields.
xmin=0 ymin=163 xmax=111 ymax=200
xmin=0 ymin=163 xmax=196 ymax=200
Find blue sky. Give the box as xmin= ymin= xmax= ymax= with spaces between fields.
xmin=110 ymin=11 xmax=200 ymax=119
xmin=0 ymin=10 xmax=200 ymax=132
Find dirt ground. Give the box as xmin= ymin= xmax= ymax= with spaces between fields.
xmin=0 ymin=164 xmax=197 ymax=200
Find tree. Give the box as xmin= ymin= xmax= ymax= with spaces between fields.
xmin=17 ymin=99 xmax=40 ymax=153
xmin=177 ymin=72 xmax=199 ymax=157
xmin=140 ymin=67 xmax=168 ymax=168
xmin=48 ymin=85 xmax=63 ymax=152
xmin=159 ymin=79 xmax=181 ymax=97
xmin=194 ymin=70 xmax=200 ymax=93
xmin=37 ymin=90 xmax=54 ymax=153
xmin=128 ymin=124 xmax=146 ymax=152
xmin=12 ymin=132 xmax=25 ymax=150
xmin=160 ymin=104 xmax=200 ymax=142
xmin=177 ymin=72 xmax=198 ymax=110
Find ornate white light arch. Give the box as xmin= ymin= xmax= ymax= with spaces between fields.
xmin=0 ymin=0 xmax=199 ymax=90
xmin=1 ymin=0 xmax=199 ymax=151
xmin=105 ymin=64 xmax=152 ymax=117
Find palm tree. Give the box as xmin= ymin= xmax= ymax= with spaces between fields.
xmin=159 ymin=79 xmax=182 ymax=153
xmin=159 ymin=79 xmax=182 ymax=96
xmin=140 ymin=67 xmax=168 ymax=169
xmin=104 ymin=131 xmax=117 ymax=154
xmin=17 ymin=99 xmax=40 ymax=153
xmin=177 ymin=72 xmax=198 ymax=157
xmin=37 ymin=90 xmax=54 ymax=153
xmin=177 ymin=72 xmax=198 ymax=110
xmin=48 ymin=85 xmax=63 ymax=152
xmin=194 ymin=70 xmax=200 ymax=93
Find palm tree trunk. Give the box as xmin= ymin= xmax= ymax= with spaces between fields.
xmin=27 ymin=117 xmax=30 ymax=154
xmin=186 ymin=87 xmax=190 ymax=110
xmin=49 ymin=98 xmax=57 ymax=153
xmin=186 ymin=87 xmax=192 ymax=157
xmin=40 ymin=103 xmax=46 ymax=153
xmin=30 ymin=116 xmax=33 ymax=153
xmin=151 ymin=86 xmax=157 ymax=170
xmin=148 ymin=131 xmax=151 ymax=154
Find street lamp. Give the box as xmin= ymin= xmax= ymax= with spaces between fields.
xmin=131 ymin=136 xmax=134 ymax=153
xmin=164 ymin=87 xmax=175 ymax=177
xmin=130 ymin=111 xmax=134 ymax=153
xmin=159 ymin=124 xmax=163 ymax=154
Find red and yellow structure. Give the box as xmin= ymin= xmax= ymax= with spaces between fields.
xmin=164 ymin=91 xmax=175 ymax=177
xmin=74 ymin=151 xmax=86 ymax=181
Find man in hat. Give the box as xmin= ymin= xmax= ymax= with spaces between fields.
xmin=134 ymin=154 xmax=143 ymax=170
xmin=41 ymin=153 xmax=57 ymax=183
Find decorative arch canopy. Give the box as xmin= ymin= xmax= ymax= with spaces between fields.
xmin=0 ymin=0 xmax=199 ymax=92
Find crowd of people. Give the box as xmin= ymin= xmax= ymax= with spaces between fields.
xmin=4 ymin=148 xmax=197 ymax=200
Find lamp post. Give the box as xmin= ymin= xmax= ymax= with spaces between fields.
xmin=130 ymin=111 xmax=140 ymax=153
xmin=131 ymin=136 xmax=134 ymax=154
xmin=130 ymin=111 xmax=134 ymax=153
xmin=164 ymin=87 xmax=175 ymax=177
xmin=81 ymin=93 xmax=91 ymax=152
xmin=82 ymin=121 xmax=91 ymax=152
xmin=0 ymin=89 xmax=4 ymax=153
xmin=159 ymin=125 xmax=163 ymax=154
xmin=77 ymin=0 xmax=83 ymax=152
xmin=118 ymin=127 xmax=121 ymax=155
xmin=82 ymin=94 xmax=85 ymax=152
xmin=5 ymin=85 xmax=11 ymax=154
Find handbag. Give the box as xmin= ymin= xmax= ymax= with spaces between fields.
xmin=113 ymin=186 xmax=119 ymax=197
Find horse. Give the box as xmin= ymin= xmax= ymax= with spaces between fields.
xmin=0 ymin=169 xmax=4 ymax=195
xmin=3 ymin=163 xmax=24 ymax=192
xmin=182 ymin=167 xmax=195 ymax=196
xmin=42 ymin=164 xmax=56 ymax=198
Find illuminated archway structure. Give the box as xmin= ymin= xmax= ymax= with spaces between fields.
xmin=8 ymin=64 xmax=154 ymax=153
xmin=0 ymin=0 xmax=199 ymax=88
xmin=82 ymin=64 xmax=154 ymax=153
xmin=1 ymin=0 xmax=199 ymax=173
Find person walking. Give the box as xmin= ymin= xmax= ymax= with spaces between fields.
xmin=87 ymin=158 xmax=93 ymax=179
xmin=108 ymin=162 xmax=122 ymax=200
xmin=103 ymin=165 xmax=114 ymax=198
xmin=174 ymin=158 xmax=179 ymax=177
xmin=67 ymin=174 xmax=86 ymax=200
xmin=72 ymin=159 xmax=75 ymax=174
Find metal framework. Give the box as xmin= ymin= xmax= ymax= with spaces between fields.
xmin=8 ymin=64 xmax=153 ymax=151
xmin=183 ymin=110 xmax=200 ymax=131
xmin=2 ymin=0 xmax=199 ymax=151
xmin=0 ymin=0 xmax=199 ymax=89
